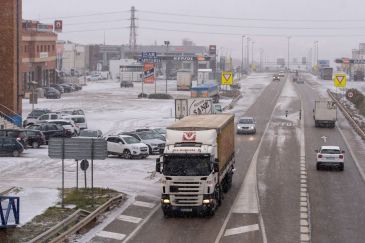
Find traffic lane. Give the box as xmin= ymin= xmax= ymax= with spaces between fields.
xmin=128 ymin=78 xmax=286 ymax=243
xmin=297 ymin=81 xmax=365 ymax=243
xmin=256 ymin=100 xmax=301 ymax=242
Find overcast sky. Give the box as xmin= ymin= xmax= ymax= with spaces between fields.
xmin=23 ymin=0 xmax=365 ymax=64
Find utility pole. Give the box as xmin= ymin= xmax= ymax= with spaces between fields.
xmin=164 ymin=40 xmax=170 ymax=94
xmin=247 ymin=37 xmax=250 ymax=71
xmin=287 ymin=37 xmax=290 ymax=71
xmin=251 ymin=41 xmax=255 ymax=67
xmin=241 ymin=35 xmax=245 ymax=75
xmin=129 ymin=6 xmax=137 ymax=57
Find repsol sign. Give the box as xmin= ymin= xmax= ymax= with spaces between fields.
xmin=173 ymin=56 xmax=194 ymax=61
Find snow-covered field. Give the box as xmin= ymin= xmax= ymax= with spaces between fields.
xmin=0 ymin=74 xmax=272 ymax=224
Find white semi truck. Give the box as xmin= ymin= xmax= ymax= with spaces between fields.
xmin=156 ymin=114 xmax=235 ymax=216
xmin=313 ymin=100 xmax=337 ymax=128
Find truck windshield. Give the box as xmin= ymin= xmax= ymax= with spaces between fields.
xmin=163 ymin=155 xmax=211 ymax=176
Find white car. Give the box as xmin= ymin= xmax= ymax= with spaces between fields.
xmin=237 ymin=117 xmax=256 ymax=134
xmin=316 ymin=145 xmax=345 ymax=171
xmin=105 ymin=135 xmax=149 ymax=159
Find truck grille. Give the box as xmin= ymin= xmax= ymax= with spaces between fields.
xmin=170 ymin=181 xmax=202 ymax=206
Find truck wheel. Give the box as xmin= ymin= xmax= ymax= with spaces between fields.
xmin=215 ymin=186 xmax=222 ymax=206
xmin=316 ymin=163 xmax=321 ymax=170
xmin=147 ymin=145 xmax=153 ymax=155
xmin=222 ymin=172 xmax=233 ymax=193
xmin=163 ymin=208 xmax=172 ymax=218
xmin=32 ymin=141 xmax=39 ymax=149
xmin=12 ymin=150 xmax=20 ymax=157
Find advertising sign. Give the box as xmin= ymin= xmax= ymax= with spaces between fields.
xmin=175 ymin=98 xmax=213 ymax=119
xmin=143 ymin=63 xmax=155 ymax=84
xmin=54 ymin=20 xmax=63 ymax=32
xmin=209 ymin=45 xmax=217 ymax=55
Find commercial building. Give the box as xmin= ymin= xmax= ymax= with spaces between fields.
xmin=21 ymin=20 xmax=58 ymax=92
xmin=60 ymin=41 xmax=89 ymax=75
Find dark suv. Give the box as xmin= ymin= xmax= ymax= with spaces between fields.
xmin=44 ymin=87 xmax=61 ymax=99
xmin=27 ymin=124 xmax=69 ymax=143
xmin=120 ymin=81 xmax=134 ymax=88
xmin=0 ymin=137 xmax=24 ymax=157
xmin=0 ymin=129 xmax=28 ymax=148
xmin=23 ymin=129 xmax=46 ymax=148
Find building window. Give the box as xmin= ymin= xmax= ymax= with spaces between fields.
xmin=37 ymin=46 xmax=39 ymax=52
xmin=48 ymin=45 xmax=50 ymax=52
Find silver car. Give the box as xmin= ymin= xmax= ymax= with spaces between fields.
xmin=237 ymin=117 xmax=256 ymax=134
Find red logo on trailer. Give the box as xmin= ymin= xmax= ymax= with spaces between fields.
xmin=182 ymin=131 xmax=196 ymax=142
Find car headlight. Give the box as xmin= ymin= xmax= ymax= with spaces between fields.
xmin=250 ymin=126 xmax=255 ymax=129
xmin=132 ymin=146 xmax=139 ymax=150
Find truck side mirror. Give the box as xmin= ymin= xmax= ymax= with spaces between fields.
xmin=341 ymin=150 xmax=345 ymax=154
xmin=156 ymin=158 xmax=161 ymax=173
xmin=315 ymin=149 xmax=319 ymax=153
xmin=213 ymin=162 xmax=219 ymax=173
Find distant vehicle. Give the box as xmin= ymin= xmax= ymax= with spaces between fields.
xmin=296 ymin=77 xmax=304 ymax=84
xmin=156 ymin=114 xmax=235 ymax=216
xmin=120 ymin=81 xmax=134 ymax=88
xmin=34 ymin=113 xmax=68 ymax=125
xmin=0 ymin=137 xmax=24 ymax=157
xmin=313 ymin=100 xmax=337 ymax=128
xmin=278 ymin=71 xmax=285 ymax=77
xmin=105 ymin=135 xmax=149 ymax=159
xmin=272 ymin=74 xmax=280 ymax=81
xmin=79 ymin=129 xmax=103 ymax=138
xmin=27 ymin=123 xmax=69 ymax=143
xmin=120 ymin=131 xmax=165 ymax=154
xmin=236 ymin=117 xmax=256 ymax=134
xmin=23 ymin=108 xmax=52 ymax=126
xmin=177 ymin=71 xmax=192 ymax=91
xmin=47 ymin=119 xmax=80 ymax=136
xmin=191 ymin=83 xmax=220 ymax=103
xmin=66 ymin=115 xmax=87 ymax=130
xmin=0 ymin=129 xmax=27 ymax=148
xmin=50 ymin=84 xmax=65 ymax=93
xmin=319 ymin=67 xmax=333 ymax=80
xmin=23 ymin=129 xmax=46 ymax=148
xmin=316 ymin=146 xmax=345 ymax=171
xmin=44 ymin=87 xmax=61 ymax=99
xmin=59 ymin=109 xmax=85 ymax=116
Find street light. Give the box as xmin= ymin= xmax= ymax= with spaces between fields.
xmin=287 ymin=36 xmax=291 ymax=71
xmin=241 ymin=35 xmax=245 ymax=75
xmin=164 ymin=40 xmax=170 ymax=94
xmin=314 ymin=41 xmax=319 ymax=66
xmin=247 ymin=37 xmax=250 ymax=72
xmin=251 ymin=41 xmax=255 ymax=67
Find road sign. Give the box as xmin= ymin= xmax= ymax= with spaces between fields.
xmin=347 ymin=91 xmax=354 ymax=98
xmin=221 ymin=72 xmax=233 ymax=85
xmin=143 ymin=63 xmax=155 ymax=84
xmin=334 ymin=74 xmax=347 ymax=87
xmin=142 ymin=52 xmax=156 ymax=58
xmin=80 ymin=159 xmax=89 ymax=171
xmin=48 ymin=138 xmax=107 ymax=160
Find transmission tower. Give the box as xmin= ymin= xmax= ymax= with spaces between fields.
xmin=129 ymin=6 xmax=137 ymax=56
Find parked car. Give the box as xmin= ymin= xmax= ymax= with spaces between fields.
xmin=27 ymin=123 xmax=69 ymax=143
xmin=23 ymin=108 xmax=52 ymax=126
xmin=66 ymin=115 xmax=87 ymax=130
xmin=236 ymin=117 xmax=256 ymax=134
xmin=316 ymin=146 xmax=345 ymax=171
xmin=152 ymin=128 xmax=166 ymax=137
xmin=0 ymin=129 xmax=28 ymax=148
xmin=44 ymin=87 xmax=61 ymax=99
xmin=58 ymin=109 xmax=85 ymax=116
xmin=23 ymin=129 xmax=46 ymax=148
xmin=134 ymin=129 xmax=166 ymax=141
xmin=105 ymin=135 xmax=149 ymax=159
xmin=47 ymin=119 xmax=80 ymax=136
xmin=120 ymin=131 xmax=165 ymax=154
xmin=50 ymin=84 xmax=65 ymax=93
xmin=0 ymin=137 xmax=24 ymax=157
xmin=59 ymin=84 xmax=73 ymax=93
xmin=120 ymin=81 xmax=134 ymax=88
xmin=34 ymin=113 xmax=68 ymax=125
xmin=79 ymin=129 xmax=103 ymax=138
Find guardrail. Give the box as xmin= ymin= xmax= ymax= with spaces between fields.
xmin=327 ymin=89 xmax=365 ymax=140
xmin=31 ymin=194 xmax=124 ymax=243
xmin=0 ymin=104 xmax=22 ymax=127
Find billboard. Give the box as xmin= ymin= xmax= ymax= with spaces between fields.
xmin=54 ymin=20 xmax=63 ymax=32
xmin=277 ymin=58 xmax=285 ymax=66
xmin=175 ymin=98 xmax=213 ymax=119
xmin=143 ymin=63 xmax=155 ymax=84
xmin=209 ymin=45 xmax=216 ymax=55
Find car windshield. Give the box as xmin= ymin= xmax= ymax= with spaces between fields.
xmin=124 ymin=136 xmax=140 ymax=144
xmin=239 ymin=119 xmax=254 ymax=124
xmin=163 ymin=155 xmax=211 ymax=176
xmin=154 ymin=128 xmax=166 ymax=134
xmin=29 ymin=110 xmax=48 ymax=117
xmin=137 ymin=132 xmax=158 ymax=140
xmin=321 ymin=149 xmax=341 ymax=154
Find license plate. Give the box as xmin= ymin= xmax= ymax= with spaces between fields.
xmin=326 ymin=157 xmax=335 ymax=160
xmin=181 ymin=208 xmax=192 ymax=212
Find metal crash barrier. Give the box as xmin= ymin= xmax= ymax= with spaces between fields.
xmin=0 ymin=196 xmax=20 ymax=228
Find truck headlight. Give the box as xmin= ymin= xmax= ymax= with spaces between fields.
xmin=203 ymin=199 xmax=211 ymax=204
xmin=163 ymin=199 xmax=170 ymax=204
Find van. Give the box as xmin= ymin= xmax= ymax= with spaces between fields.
xmin=66 ymin=115 xmax=87 ymax=130
xmin=35 ymin=113 xmax=67 ymax=124
xmin=0 ymin=137 xmax=24 ymax=157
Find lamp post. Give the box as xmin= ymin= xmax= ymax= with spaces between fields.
xmin=164 ymin=40 xmax=170 ymax=94
xmin=29 ymin=81 xmax=38 ymax=112
xmin=287 ymin=37 xmax=290 ymax=71
xmin=251 ymin=41 xmax=255 ymax=67
xmin=241 ymin=35 xmax=245 ymax=75
xmin=247 ymin=37 xmax=250 ymax=72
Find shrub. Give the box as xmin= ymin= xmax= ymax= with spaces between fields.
xmin=148 ymin=93 xmax=173 ymax=99
xmin=346 ymin=89 xmax=364 ymax=109
xmin=138 ymin=93 xmax=148 ymax=98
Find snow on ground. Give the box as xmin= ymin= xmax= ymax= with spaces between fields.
xmin=1 ymin=74 xmax=272 ymax=224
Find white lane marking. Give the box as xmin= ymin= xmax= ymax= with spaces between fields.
xmin=224 ymin=224 xmax=260 ymax=237
xmin=118 ymin=214 xmax=143 ymax=224
xmin=123 ymin=204 xmax=160 ymax=243
xmin=133 ymin=201 xmax=156 ymax=208
xmin=96 ymin=231 xmax=126 ymax=241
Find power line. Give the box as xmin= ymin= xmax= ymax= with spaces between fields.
xmin=65 ymin=18 xmax=129 ymax=26
xmin=140 ymin=10 xmax=365 ymax=23
xmin=37 ymin=10 xmax=129 ymax=20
